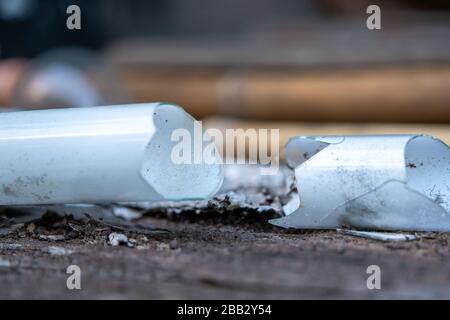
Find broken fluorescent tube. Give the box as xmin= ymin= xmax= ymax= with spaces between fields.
xmin=0 ymin=103 xmax=223 ymax=205
xmin=270 ymin=135 xmax=450 ymax=232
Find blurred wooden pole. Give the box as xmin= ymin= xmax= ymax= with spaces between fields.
xmin=119 ymin=65 xmax=450 ymax=123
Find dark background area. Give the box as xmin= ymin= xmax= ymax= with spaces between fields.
xmin=1 ymin=0 xmax=449 ymax=58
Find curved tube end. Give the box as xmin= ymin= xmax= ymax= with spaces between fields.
xmin=141 ymin=103 xmax=224 ymax=201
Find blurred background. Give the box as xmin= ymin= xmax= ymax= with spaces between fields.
xmin=0 ymin=0 xmax=450 ymax=153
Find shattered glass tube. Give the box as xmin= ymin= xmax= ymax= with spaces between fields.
xmin=0 ymin=103 xmax=223 ymax=205
xmin=271 ymin=135 xmax=450 ymax=232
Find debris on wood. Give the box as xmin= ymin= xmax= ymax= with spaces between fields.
xmin=0 ymin=223 xmax=23 ymax=237
xmin=111 ymin=206 xmax=142 ymax=221
xmin=122 ymin=165 xmax=283 ymax=217
xmin=0 ymin=206 xmax=47 ymax=237
xmin=0 ymin=243 xmax=23 ymax=251
xmin=337 ymin=229 xmax=417 ymax=242
xmin=221 ymin=164 xmax=287 ymax=196
xmin=0 ymin=258 xmax=12 ymax=268
xmin=84 ymin=210 xmax=169 ymax=236
xmin=46 ymin=246 xmax=74 ymax=255
xmin=271 ymin=135 xmax=450 ymax=232
xmin=136 ymin=190 xmax=281 ymax=223
xmin=1 ymin=204 xmax=169 ymax=238
xmin=121 ymin=164 xmax=284 ymax=225
xmin=39 ymin=234 xmax=65 ymax=241
xmin=109 ymin=232 xmax=131 ymax=247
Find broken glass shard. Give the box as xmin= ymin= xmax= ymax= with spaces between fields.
xmin=270 ymin=135 xmax=450 ymax=232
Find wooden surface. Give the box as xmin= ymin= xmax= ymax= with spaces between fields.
xmin=2 ymin=216 xmax=450 ymax=299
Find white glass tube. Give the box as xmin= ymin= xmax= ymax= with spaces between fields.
xmin=271 ymin=135 xmax=450 ymax=232
xmin=0 ymin=103 xmax=223 ymax=205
